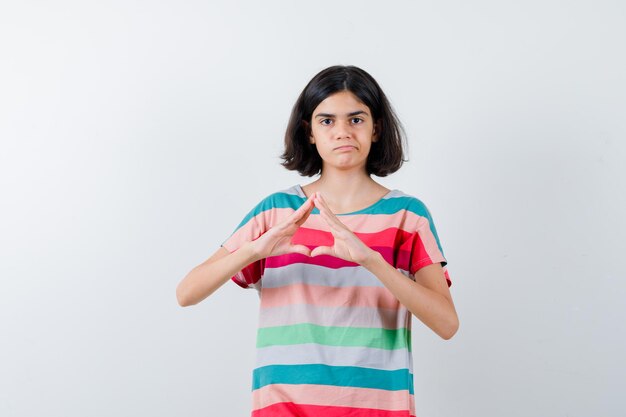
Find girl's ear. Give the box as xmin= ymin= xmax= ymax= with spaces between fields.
xmin=302 ymin=120 xmax=314 ymax=144
xmin=372 ymin=120 xmax=382 ymax=142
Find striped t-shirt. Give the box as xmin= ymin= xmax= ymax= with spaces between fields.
xmin=222 ymin=185 xmax=450 ymax=417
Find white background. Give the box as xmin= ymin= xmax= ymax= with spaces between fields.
xmin=1 ymin=1 xmax=625 ymax=416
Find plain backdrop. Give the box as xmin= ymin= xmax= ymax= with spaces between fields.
xmin=1 ymin=1 xmax=625 ymax=416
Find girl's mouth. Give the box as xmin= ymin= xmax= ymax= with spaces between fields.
xmin=334 ymin=145 xmax=357 ymax=151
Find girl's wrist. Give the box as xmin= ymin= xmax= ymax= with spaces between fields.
xmin=242 ymin=240 xmax=263 ymax=263
xmin=360 ymin=249 xmax=384 ymax=271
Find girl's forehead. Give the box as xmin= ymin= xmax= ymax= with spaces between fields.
xmin=314 ymin=90 xmax=370 ymax=114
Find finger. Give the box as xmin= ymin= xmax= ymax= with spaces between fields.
xmin=290 ymin=244 xmax=312 ymax=257
xmin=314 ymin=195 xmax=346 ymax=231
xmin=318 ymin=209 xmax=345 ymax=235
xmin=310 ymin=245 xmax=334 ymax=257
xmin=314 ymin=193 xmax=342 ymax=221
xmin=313 ymin=193 xmax=332 ymax=217
xmin=296 ymin=197 xmax=316 ymax=226
xmin=297 ymin=194 xmax=315 ymax=215
xmin=314 ymin=192 xmax=332 ymax=212
xmin=291 ymin=194 xmax=315 ymax=223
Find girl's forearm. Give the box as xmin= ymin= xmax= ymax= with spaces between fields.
xmin=176 ymin=244 xmax=258 ymax=307
xmin=362 ymin=252 xmax=459 ymax=339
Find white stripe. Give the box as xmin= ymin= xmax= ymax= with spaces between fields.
xmin=255 ymin=343 xmax=414 ymax=372
xmin=262 ymin=262 xmax=385 ymax=288
xmin=259 ymin=304 xmax=410 ymax=329
xmin=382 ymin=189 xmax=409 ymax=199
xmin=261 ymin=262 xmax=413 ymax=289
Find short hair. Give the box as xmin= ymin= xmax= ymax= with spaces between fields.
xmin=281 ymin=65 xmax=407 ymax=177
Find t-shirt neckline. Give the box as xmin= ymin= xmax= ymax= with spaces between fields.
xmin=295 ymin=184 xmax=395 ymax=216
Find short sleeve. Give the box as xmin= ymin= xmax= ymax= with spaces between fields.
xmin=221 ymin=188 xmax=305 ymax=289
xmin=408 ymin=203 xmax=452 ymax=288
xmin=221 ymin=200 xmax=269 ymax=290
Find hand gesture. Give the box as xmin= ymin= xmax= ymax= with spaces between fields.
xmin=310 ymin=192 xmax=377 ymax=265
xmin=249 ymin=194 xmax=315 ymax=260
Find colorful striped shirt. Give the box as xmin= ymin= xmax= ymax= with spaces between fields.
xmin=222 ymin=185 xmax=451 ymax=417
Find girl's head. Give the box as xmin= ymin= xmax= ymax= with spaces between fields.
xmin=282 ymin=65 xmax=406 ymax=177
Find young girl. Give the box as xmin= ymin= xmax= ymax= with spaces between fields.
xmin=177 ymin=65 xmax=458 ymax=417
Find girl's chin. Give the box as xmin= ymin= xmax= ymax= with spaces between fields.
xmin=322 ymin=159 xmax=367 ymax=172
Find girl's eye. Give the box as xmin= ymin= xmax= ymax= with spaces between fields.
xmin=320 ymin=119 xmax=333 ymax=125
xmin=351 ymin=117 xmax=363 ymax=124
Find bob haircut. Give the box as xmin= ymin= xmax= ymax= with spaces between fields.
xmin=281 ymin=65 xmax=407 ymax=177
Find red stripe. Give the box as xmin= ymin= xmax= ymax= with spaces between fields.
xmin=292 ymin=227 xmax=412 ymax=248
xmin=233 ymin=258 xmax=266 ymax=287
xmin=292 ymin=227 xmax=415 ymax=271
xmin=252 ymin=402 xmax=414 ymax=417
xmin=233 ymin=225 xmax=448 ymax=282
xmin=443 ymin=267 xmax=452 ymax=287
xmin=409 ymin=231 xmax=440 ymax=275
xmin=266 ymin=252 xmax=355 ymax=269
xmin=265 ymin=246 xmax=413 ymax=271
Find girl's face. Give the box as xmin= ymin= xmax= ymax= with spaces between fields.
xmin=309 ymin=90 xmax=378 ymax=174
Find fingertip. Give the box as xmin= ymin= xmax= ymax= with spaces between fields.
xmin=310 ymin=246 xmax=328 ymax=257
xmin=291 ymin=243 xmax=309 ymax=253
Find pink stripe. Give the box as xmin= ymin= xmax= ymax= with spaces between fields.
xmin=259 ymin=304 xmax=406 ymax=329
xmin=223 ymin=208 xmax=295 ymax=252
xmin=253 ymin=402 xmax=415 ymax=417
xmin=225 ymin=207 xmax=437 ymax=253
xmin=260 ymin=283 xmax=401 ymax=310
xmin=301 ymin=210 xmax=423 ymax=234
xmin=252 ymin=384 xmax=415 ymax=414
xmin=409 ymin=220 xmax=446 ymax=274
xmin=413 ymin=218 xmax=446 ymax=270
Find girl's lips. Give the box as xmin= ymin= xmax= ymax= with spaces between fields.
xmin=334 ymin=145 xmax=357 ymax=151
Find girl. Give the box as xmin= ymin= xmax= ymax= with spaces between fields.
xmin=177 ymin=65 xmax=459 ymax=417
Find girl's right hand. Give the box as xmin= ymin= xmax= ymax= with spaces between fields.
xmin=248 ymin=194 xmax=316 ymax=260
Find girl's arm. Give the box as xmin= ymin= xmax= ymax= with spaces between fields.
xmin=361 ymin=255 xmax=459 ymax=339
xmin=176 ymin=245 xmax=256 ymax=307
xmin=176 ymin=194 xmax=316 ymax=306
xmin=310 ymin=192 xmax=459 ymax=339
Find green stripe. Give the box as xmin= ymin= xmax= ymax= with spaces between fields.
xmin=257 ymin=323 xmax=411 ymax=351
xmin=252 ymin=364 xmax=414 ymax=394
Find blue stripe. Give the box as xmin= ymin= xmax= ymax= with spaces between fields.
xmin=232 ymin=192 xmax=303 ymax=232
xmin=252 ymin=363 xmax=414 ymax=394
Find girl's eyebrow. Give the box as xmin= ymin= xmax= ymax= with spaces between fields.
xmin=314 ymin=110 xmax=369 ymax=118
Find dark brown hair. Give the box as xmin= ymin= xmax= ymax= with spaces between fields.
xmin=281 ymin=65 xmax=407 ymax=177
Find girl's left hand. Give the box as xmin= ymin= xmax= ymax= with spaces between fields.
xmin=310 ymin=192 xmax=378 ymax=265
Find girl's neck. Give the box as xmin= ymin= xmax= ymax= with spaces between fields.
xmin=301 ymin=169 xmax=389 ymax=214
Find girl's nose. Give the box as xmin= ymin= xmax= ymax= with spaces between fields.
xmin=333 ymin=121 xmax=352 ymax=139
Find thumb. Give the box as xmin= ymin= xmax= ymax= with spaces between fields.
xmin=310 ymin=246 xmax=334 ymax=257
xmin=290 ymin=244 xmax=312 ymax=257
